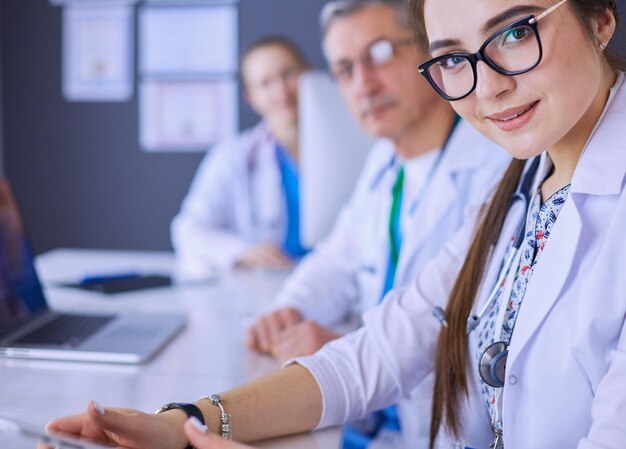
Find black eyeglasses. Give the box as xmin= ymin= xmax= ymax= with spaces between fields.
xmin=330 ymin=38 xmax=415 ymax=84
xmin=418 ymin=0 xmax=568 ymax=101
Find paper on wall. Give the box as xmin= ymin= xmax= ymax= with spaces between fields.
xmin=139 ymin=79 xmax=238 ymax=152
xmin=139 ymin=6 xmax=238 ymax=75
xmin=62 ymin=5 xmax=134 ymax=101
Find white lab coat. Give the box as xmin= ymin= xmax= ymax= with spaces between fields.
xmin=296 ymin=73 xmax=626 ymax=449
xmin=171 ymin=122 xmax=287 ymax=278
xmin=276 ymin=120 xmax=510 ymax=444
xmin=275 ymin=120 xmax=510 ymax=325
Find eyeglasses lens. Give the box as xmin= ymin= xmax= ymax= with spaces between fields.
xmin=485 ymin=25 xmax=540 ymax=72
xmin=427 ymin=24 xmax=540 ymax=99
xmin=369 ymin=40 xmax=394 ymax=67
xmin=427 ymin=56 xmax=474 ymax=99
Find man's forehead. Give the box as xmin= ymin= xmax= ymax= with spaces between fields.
xmin=324 ymin=8 xmax=408 ymax=59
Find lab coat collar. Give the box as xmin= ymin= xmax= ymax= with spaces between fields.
xmin=571 ymin=71 xmax=626 ymax=196
xmin=250 ymin=120 xmax=274 ymax=142
xmin=368 ymin=120 xmax=490 ymax=190
xmin=246 ymin=121 xmax=276 ymax=170
xmin=366 ymin=139 xmax=397 ymax=190
xmin=397 ymin=121 xmax=493 ymax=280
xmin=440 ymin=119 xmax=495 ymax=174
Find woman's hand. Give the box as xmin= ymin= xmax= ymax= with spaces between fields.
xmin=235 ymin=244 xmax=294 ymax=270
xmin=185 ymin=418 xmax=258 ymax=449
xmin=45 ymin=400 xmax=188 ymax=449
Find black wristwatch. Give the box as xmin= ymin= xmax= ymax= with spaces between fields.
xmin=155 ymin=402 xmax=205 ymax=449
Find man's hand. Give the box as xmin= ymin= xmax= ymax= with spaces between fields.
xmin=246 ymin=307 xmax=303 ymax=353
xmin=270 ymin=321 xmax=341 ymax=363
xmin=235 ymin=244 xmax=294 ymax=270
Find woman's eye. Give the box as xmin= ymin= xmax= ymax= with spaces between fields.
xmin=437 ymin=56 xmax=467 ymax=70
xmin=501 ymin=26 xmax=531 ymax=45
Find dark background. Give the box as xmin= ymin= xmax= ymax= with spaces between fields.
xmin=1 ymin=0 xmax=625 ymax=254
xmin=0 ymin=0 xmax=329 ymax=254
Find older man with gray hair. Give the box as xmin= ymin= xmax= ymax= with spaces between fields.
xmin=247 ymin=1 xmax=510 ymax=447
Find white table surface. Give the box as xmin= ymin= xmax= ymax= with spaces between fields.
xmin=0 ymin=248 xmax=340 ymax=449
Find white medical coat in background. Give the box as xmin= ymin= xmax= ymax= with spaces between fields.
xmin=296 ymin=73 xmax=626 ymax=449
xmin=171 ymin=122 xmax=287 ymax=278
xmin=275 ymin=119 xmax=510 ymax=445
xmin=274 ymin=120 xmax=510 ymax=325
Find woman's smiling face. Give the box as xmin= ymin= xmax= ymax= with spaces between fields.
xmin=422 ymin=0 xmax=613 ymax=159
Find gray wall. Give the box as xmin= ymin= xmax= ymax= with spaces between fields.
xmin=1 ymin=0 xmax=626 ymax=254
xmin=1 ymin=0 xmax=329 ymax=254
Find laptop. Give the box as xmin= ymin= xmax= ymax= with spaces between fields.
xmin=0 ymin=179 xmax=186 ymax=364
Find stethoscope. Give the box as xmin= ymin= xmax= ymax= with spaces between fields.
xmin=368 ymin=116 xmax=461 ymax=211
xmin=245 ymin=139 xmax=286 ymax=230
xmin=432 ymin=155 xmax=542 ymax=388
xmin=475 ymin=156 xmax=541 ymax=390
xmin=430 ymin=155 xmax=541 ymax=449
xmin=360 ymin=117 xmax=461 ymax=276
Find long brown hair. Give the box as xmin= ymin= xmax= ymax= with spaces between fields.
xmin=404 ymin=0 xmax=625 ymax=446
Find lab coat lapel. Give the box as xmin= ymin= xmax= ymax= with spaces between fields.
xmin=361 ymin=152 xmax=396 ymax=297
xmin=233 ymin=128 xmax=259 ymax=238
xmin=247 ymin=123 xmax=284 ymax=239
xmin=396 ymin=168 xmax=457 ymax=281
xmin=397 ymin=122 xmax=484 ymax=281
xmin=507 ymin=197 xmax=582 ymax=367
xmin=509 ymin=72 xmax=626 ymax=366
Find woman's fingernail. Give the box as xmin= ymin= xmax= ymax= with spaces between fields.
xmin=188 ymin=417 xmax=208 ymax=433
xmin=92 ymin=400 xmax=105 ymax=416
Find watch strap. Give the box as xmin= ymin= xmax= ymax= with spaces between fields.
xmin=156 ymin=402 xmax=205 ymax=449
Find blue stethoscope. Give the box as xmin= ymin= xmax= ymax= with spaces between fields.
xmin=432 ymin=155 xmax=542 ymax=388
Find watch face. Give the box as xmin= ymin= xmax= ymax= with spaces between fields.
xmin=155 ymin=403 xmax=205 ymax=424
xmin=156 ymin=403 xmax=171 ymax=414
xmin=156 ymin=402 xmax=182 ymax=414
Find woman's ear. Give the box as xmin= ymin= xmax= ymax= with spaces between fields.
xmin=594 ymin=6 xmax=617 ymax=49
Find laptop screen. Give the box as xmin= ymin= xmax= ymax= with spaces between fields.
xmin=0 ymin=180 xmax=47 ymax=335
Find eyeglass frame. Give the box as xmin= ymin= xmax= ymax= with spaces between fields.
xmin=329 ymin=37 xmax=415 ymax=83
xmin=417 ymin=0 xmax=568 ymax=101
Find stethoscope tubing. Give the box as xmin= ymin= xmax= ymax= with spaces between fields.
xmin=465 ymin=156 xmax=542 ymax=335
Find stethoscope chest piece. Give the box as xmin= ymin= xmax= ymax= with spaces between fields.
xmin=479 ymin=341 xmax=509 ymax=388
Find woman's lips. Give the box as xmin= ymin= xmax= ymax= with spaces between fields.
xmin=487 ymin=101 xmax=540 ymax=132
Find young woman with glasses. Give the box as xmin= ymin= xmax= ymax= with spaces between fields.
xmin=48 ymin=1 xmax=626 ymax=448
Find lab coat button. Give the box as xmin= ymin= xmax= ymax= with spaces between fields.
xmin=509 ymin=375 xmax=519 ymax=385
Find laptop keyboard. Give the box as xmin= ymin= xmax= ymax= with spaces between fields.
xmin=15 ymin=314 xmax=114 ymax=347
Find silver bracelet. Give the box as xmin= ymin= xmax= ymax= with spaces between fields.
xmin=197 ymin=394 xmax=231 ymax=440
